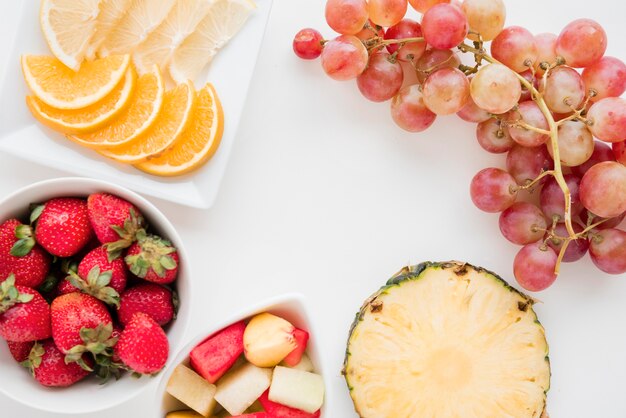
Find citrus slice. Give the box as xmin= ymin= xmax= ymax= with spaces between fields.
xmin=69 ymin=66 xmax=164 ymax=149
xmin=98 ymin=0 xmax=177 ymax=57
xmin=99 ymin=80 xmax=195 ymax=164
xmin=26 ymin=67 xmax=136 ymax=135
xmin=22 ymin=54 xmax=130 ymax=109
xmin=40 ymin=0 xmax=101 ymax=71
xmin=136 ymin=83 xmax=223 ymax=176
xmin=169 ymin=0 xmax=255 ymax=83
xmin=86 ymin=0 xmax=134 ymax=59
xmin=133 ymin=0 xmax=214 ymax=74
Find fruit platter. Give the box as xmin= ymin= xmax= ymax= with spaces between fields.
xmin=1 ymin=0 xmax=626 ymax=417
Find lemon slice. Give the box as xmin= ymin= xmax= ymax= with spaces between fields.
xmin=169 ymin=0 xmax=256 ymax=83
xmin=22 ymin=54 xmax=130 ymax=109
xmin=26 ymin=67 xmax=136 ymax=134
xmin=136 ymin=83 xmax=224 ymax=176
xmin=40 ymin=0 xmax=101 ymax=71
xmin=69 ymin=66 xmax=164 ymax=149
xmin=98 ymin=0 xmax=177 ymax=57
xmin=99 ymin=80 xmax=195 ymax=163
xmin=86 ymin=0 xmax=133 ymax=60
xmin=133 ymin=0 xmax=214 ymax=74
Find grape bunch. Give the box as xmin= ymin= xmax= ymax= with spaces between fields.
xmin=293 ymin=0 xmax=626 ymax=292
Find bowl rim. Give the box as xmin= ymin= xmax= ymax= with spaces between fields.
xmin=0 ymin=176 xmax=193 ymax=414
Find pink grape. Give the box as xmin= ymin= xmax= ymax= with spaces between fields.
xmin=325 ymin=0 xmax=369 ymax=35
xmin=556 ymin=19 xmax=607 ymax=68
xmin=534 ymin=33 xmax=558 ymax=75
xmin=546 ymin=222 xmax=589 ymax=263
xmin=543 ymin=66 xmax=585 ymax=114
xmin=499 ymin=202 xmax=547 ymax=245
xmin=408 ymin=0 xmax=450 ymax=13
xmin=589 ymin=228 xmax=626 ymax=274
xmin=579 ymin=161 xmax=626 ymax=218
xmin=549 ymin=121 xmax=594 ymax=167
xmin=513 ymin=242 xmax=558 ymax=291
xmin=384 ymin=19 xmax=426 ymax=63
xmin=422 ymin=67 xmax=470 ymax=115
xmin=355 ymin=20 xmax=385 ymax=42
xmin=582 ymin=57 xmax=626 ymax=101
xmin=614 ymin=141 xmax=626 ymax=165
xmin=421 ymin=4 xmax=469 ymax=50
xmin=587 ymin=98 xmax=626 ymax=143
xmin=491 ymin=26 xmax=538 ymax=73
xmin=357 ymin=52 xmax=404 ymax=102
xmin=540 ymin=174 xmax=583 ymax=221
xmin=462 ymin=0 xmax=506 ymax=42
xmin=415 ymin=48 xmax=461 ymax=82
xmin=518 ymin=70 xmax=538 ymax=102
xmin=506 ymin=144 xmax=553 ymax=186
xmin=458 ymin=94 xmax=491 ymax=123
xmin=470 ymin=64 xmax=522 ymax=114
xmin=476 ymin=118 xmax=515 ymax=154
xmin=470 ymin=167 xmax=518 ymax=213
xmin=572 ymin=141 xmax=616 ymax=177
xmin=391 ymin=84 xmax=437 ymax=132
xmin=368 ymin=0 xmax=407 ymax=27
xmin=321 ymin=35 xmax=369 ymax=81
xmin=293 ymin=29 xmax=324 ymax=60
xmin=581 ymin=211 xmax=626 ymax=230
xmin=507 ymin=100 xmax=549 ymax=147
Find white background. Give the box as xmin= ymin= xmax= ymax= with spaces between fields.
xmin=2 ymin=0 xmax=626 ymax=417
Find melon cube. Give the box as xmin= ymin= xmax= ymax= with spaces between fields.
xmin=282 ymin=353 xmax=314 ymax=372
xmin=282 ymin=328 xmax=309 ymax=367
xmin=166 ymin=411 xmax=204 ymax=418
xmin=244 ymin=313 xmax=297 ymax=367
xmin=214 ymin=362 xmax=273 ymax=415
xmin=190 ymin=321 xmax=246 ymax=383
xmin=166 ymin=365 xmax=217 ymax=417
xmin=259 ymin=390 xmax=321 ymax=418
xmin=231 ymin=414 xmax=269 ymax=418
xmin=269 ymin=367 xmax=324 ymax=414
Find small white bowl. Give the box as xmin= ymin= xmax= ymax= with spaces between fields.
xmin=156 ymin=294 xmax=329 ymax=417
xmin=0 ymin=177 xmax=192 ymax=414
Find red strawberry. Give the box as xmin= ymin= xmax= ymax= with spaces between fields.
xmin=0 ymin=276 xmax=51 ymax=342
xmin=115 ymin=312 xmax=169 ymax=374
xmin=35 ymin=198 xmax=93 ymax=257
xmin=87 ymin=193 xmax=144 ymax=250
xmin=23 ymin=340 xmax=91 ymax=387
xmin=125 ymin=231 xmax=179 ymax=284
xmin=259 ymin=390 xmax=321 ymax=418
xmin=0 ymin=219 xmax=50 ymax=288
xmin=6 ymin=340 xmax=35 ymax=362
xmin=118 ymin=283 xmax=175 ymax=326
xmin=56 ymin=278 xmax=78 ymax=295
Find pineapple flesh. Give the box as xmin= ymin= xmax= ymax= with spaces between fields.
xmin=344 ymin=261 xmax=551 ymax=418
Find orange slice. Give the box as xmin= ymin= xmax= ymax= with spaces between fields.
xmin=99 ymin=80 xmax=195 ymax=164
xmin=21 ymin=54 xmax=130 ymax=109
xmin=26 ymin=67 xmax=136 ymax=135
xmin=40 ymin=0 xmax=101 ymax=71
xmin=135 ymin=83 xmax=223 ymax=176
xmin=86 ymin=0 xmax=134 ymax=59
xmin=68 ymin=66 xmax=164 ymax=149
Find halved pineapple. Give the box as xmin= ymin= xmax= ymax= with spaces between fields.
xmin=344 ymin=261 xmax=551 ymax=418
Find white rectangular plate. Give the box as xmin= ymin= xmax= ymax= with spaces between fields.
xmin=0 ymin=0 xmax=272 ymax=209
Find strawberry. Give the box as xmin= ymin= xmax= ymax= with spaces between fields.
xmin=87 ymin=193 xmax=144 ymax=252
xmin=118 ymin=283 xmax=175 ymax=326
xmin=115 ymin=312 xmax=169 ymax=375
xmin=259 ymin=390 xmax=321 ymax=418
xmin=0 ymin=219 xmax=50 ymax=288
xmin=125 ymin=231 xmax=179 ymax=285
xmin=6 ymin=340 xmax=35 ymax=362
xmin=0 ymin=275 xmax=51 ymax=342
xmin=56 ymin=277 xmax=78 ymax=296
xmin=35 ymin=198 xmax=93 ymax=257
xmin=22 ymin=340 xmax=91 ymax=387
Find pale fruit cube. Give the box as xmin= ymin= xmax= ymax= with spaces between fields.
xmin=244 ymin=313 xmax=297 ymax=367
xmin=166 ymin=411 xmax=203 ymax=418
xmin=214 ymin=362 xmax=273 ymax=415
xmin=166 ymin=364 xmax=217 ymax=417
xmin=282 ymin=353 xmax=315 ymax=372
xmin=269 ymin=366 xmax=325 ymax=414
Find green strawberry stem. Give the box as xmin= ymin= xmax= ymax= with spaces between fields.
xmin=20 ymin=342 xmax=45 ymax=376
xmin=67 ymin=267 xmax=120 ymax=308
xmin=10 ymin=224 xmax=35 ymax=257
xmin=106 ymin=209 xmax=145 ymax=260
xmin=0 ymin=275 xmax=34 ymax=314
xmin=64 ymin=323 xmax=123 ymax=378
xmin=125 ymin=231 xmax=177 ymax=279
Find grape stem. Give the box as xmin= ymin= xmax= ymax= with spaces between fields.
xmin=366 ymin=37 xmax=424 ymax=52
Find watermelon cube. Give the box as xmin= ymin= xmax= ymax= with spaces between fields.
xmin=190 ymin=321 xmax=246 ymax=383
xmin=282 ymin=328 xmax=310 ymax=367
xmin=259 ymin=390 xmax=321 ymax=418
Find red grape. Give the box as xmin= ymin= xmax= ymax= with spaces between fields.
xmin=546 ymin=222 xmax=589 ymax=263
xmin=293 ymin=29 xmax=324 ymax=60
xmin=357 ymin=53 xmax=404 ymax=102
xmin=581 ymin=211 xmax=625 ymax=230
xmin=572 ymin=141 xmax=616 ymax=177
xmin=556 ymin=19 xmax=607 ymax=68
xmin=325 ymin=0 xmax=369 ymax=35
xmin=355 ymin=20 xmax=385 ymax=42
xmin=462 ymin=0 xmax=506 ymax=42
xmin=391 ymin=84 xmax=437 ymax=132
xmin=587 ymin=98 xmax=626 ymax=143
xmin=589 ymin=228 xmax=626 ymax=274
xmin=540 ymin=174 xmax=583 ymax=221
xmin=421 ymin=4 xmax=469 ymax=50
xmin=408 ymin=0 xmax=450 ymax=13
xmin=369 ymin=0 xmax=407 ymax=27
xmin=470 ymin=167 xmax=518 ymax=213
xmin=543 ymin=66 xmax=585 ymax=114
xmin=507 ymin=100 xmax=549 ymax=147
xmin=415 ymin=48 xmax=461 ymax=82
xmin=476 ymin=118 xmax=515 ymax=153
xmin=579 ymin=161 xmax=626 ymax=218
xmin=499 ymin=202 xmax=547 ymax=245
xmin=513 ymin=242 xmax=558 ymax=291
xmin=506 ymin=144 xmax=553 ymax=186
xmin=534 ymin=33 xmax=558 ymax=75
xmin=614 ymin=141 xmax=626 ymax=165
xmin=491 ymin=26 xmax=538 ymax=73
xmin=582 ymin=57 xmax=626 ymax=101
xmin=321 ymin=35 xmax=369 ymax=81
xmin=549 ymin=121 xmax=594 ymax=167
xmin=422 ymin=67 xmax=470 ymax=115
xmin=458 ymin=94 xmax=491 ymax=123
xmin=384 ymin=19 xmax=426 ymax=63
xmin=470 ymin=64 xmax=522 ymax=114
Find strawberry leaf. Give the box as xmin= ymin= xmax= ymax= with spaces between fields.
xmin=29 ymin=204 xmax=45 ymax=224
xmin=0 ymin=275 xmax=34 ymax=313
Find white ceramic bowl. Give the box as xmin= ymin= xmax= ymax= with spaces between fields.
xmin=0 ymin=177 xmax=192 ymax=414
xmin=156 ymin=294 xmax=329 ymax=417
